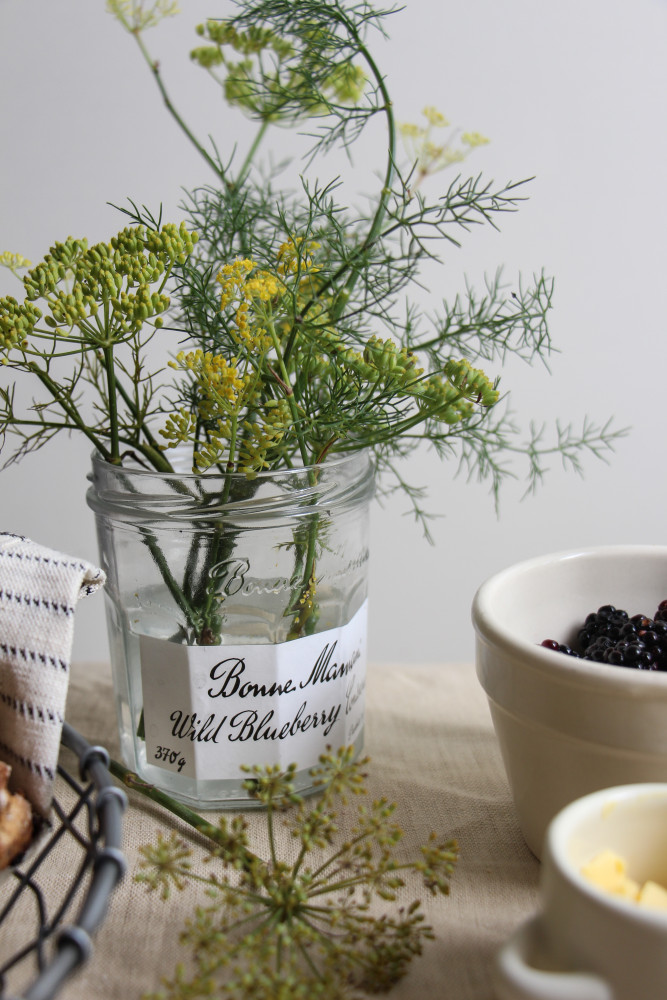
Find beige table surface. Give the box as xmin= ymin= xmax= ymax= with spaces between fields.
xmin=3 ymin=661 xmax=541 ymax=1000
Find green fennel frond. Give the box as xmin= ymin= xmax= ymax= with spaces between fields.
xmin=132 ymin=748 xmax=458 ymax=1000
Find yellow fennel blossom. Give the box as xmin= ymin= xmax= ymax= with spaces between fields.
xmin=162 ymin=350 xmax=258 ymax=469
xmin=399 ymin=107 xmax=490 ymax=181
xmin=107 ymin=0 xmax=179 ymax=32
xmin=217 ymin=258 xmax=254 ymax=308
xmin=232 ymin=300 xmax=273 ymax=353
xmin=462 ymin=131 xmax=490 ymax=148
xmin=362 ymin=336 xmax=424 ymax=387
xmin=276 ymin=237 xmax=321 ymax=277
xmin=194 ymin=397 xmax=292 ymax=474
xmin=0 ymin=296 xmax=41 ymax=359
xmin=193 ymin=421 xmax=234 ymax=471
xmin=190 ymin=20 xmax=366 ymax=122
xmin=160 ymin=407 xmax=197 ymax=450
xmin=422 ymin=106 xmax=450 ymax=127
xmin=20 ymin=224 xmax=196 ymax=334
xmin=444 ymin=357 xmax=499 ymax=407
xmin=425 ymin=141 xmax=465 ymax=166
xmin=0 ymin=251 xmax=32 ymax=275
xmin=323 ymin=62 xmax=367 ymax=105
xmin=416 ymin=374 xmax=476 ymax=424
xmin=238 ymin=398 xmax=292 ymax=474
xmin=217 ymin=259 xmax=286 ymax=352
xmin=244 ymin=269 xmax=281 ymax=302
xmin=170 ymin=349 xmax=246 ymax=407
xmin=218 ymin=258 xmax=281 ymax=307
xmin=397 ymin=122 xmax=422 ymax=139
xmin=234 ymin=300 xmax=251 ymax=341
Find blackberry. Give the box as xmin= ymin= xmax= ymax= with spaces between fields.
xmin=604 ymin=640 xmax=656 ymax=670
xmin=639 ymin=627 xmax=667 ymax=670
xmin=584 ymin=635 xmax=615 ymax=662
xmin=577 ymin=605 xmax=629 ymax=648
xmin=540 ymin=639 xmax=580 ymax=657
xmin=541 ymin=598 xmax=667 ymax=671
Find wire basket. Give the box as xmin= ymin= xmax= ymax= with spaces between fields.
xmin=0 ymin=724 xmax=127 ymax=1000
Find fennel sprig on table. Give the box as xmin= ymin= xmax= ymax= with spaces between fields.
xmin=117 ymin=747 xmax=458 ymax=1000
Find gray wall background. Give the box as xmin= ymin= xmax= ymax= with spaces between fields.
xmin=1 ymin=0 xmax=666 ymax=665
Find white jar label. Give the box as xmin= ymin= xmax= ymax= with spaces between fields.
xmin=139 ymin=600 xmax=367 ymax=780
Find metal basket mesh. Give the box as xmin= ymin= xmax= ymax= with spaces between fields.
xmin=0 ymin=724 xmax=126 ymax=1000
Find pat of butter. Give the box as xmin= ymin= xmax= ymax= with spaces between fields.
xmin=581 ymin=849 xmax=640 ymax=899
xmin=638 ymin=881 xmax=667 ymax=910
xmin=581 ymin=850 xmax=667 ymax=910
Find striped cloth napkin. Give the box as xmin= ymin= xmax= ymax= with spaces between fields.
xmin=0 ymin=533 xmax=105 ymax=817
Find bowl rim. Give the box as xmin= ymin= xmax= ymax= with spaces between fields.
xmin=472 ymin=544 xmax=667 ymax=694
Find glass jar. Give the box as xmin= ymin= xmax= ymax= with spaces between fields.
xmin=86 ymin=449 xmax=374 ymax=809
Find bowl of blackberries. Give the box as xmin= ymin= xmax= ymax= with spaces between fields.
xmin=472 ymin=546 xmax=667 ymax=859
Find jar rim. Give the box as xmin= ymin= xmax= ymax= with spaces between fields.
xmin=89 ymin=446 xmax=373 ymax=481
xmin=86 ymin=446 xmax=375 ymax=523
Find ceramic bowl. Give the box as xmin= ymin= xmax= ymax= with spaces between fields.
xmin=472 ymin=545 xmax=667 ymax=858
xmin=495 ymin=783 xmax=667 ymax=1000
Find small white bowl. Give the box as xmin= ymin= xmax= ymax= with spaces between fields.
xmin=495 ymin=783 xmax=667 ymax=1000
xmin=472 ymin=545 xmax=667 ymax=858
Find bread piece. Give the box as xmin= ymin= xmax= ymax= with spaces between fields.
xmin=0 ymin=761 xmax=34 ymax=869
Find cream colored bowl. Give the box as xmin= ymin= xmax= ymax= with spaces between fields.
xmin=472 ymin=545 xmax=667 ymax=858
xmin=495 ymin=784 xmax=667 ymax=1000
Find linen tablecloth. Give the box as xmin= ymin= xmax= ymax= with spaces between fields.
xmin=2 ymin=661 xmax=540 ymax=999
